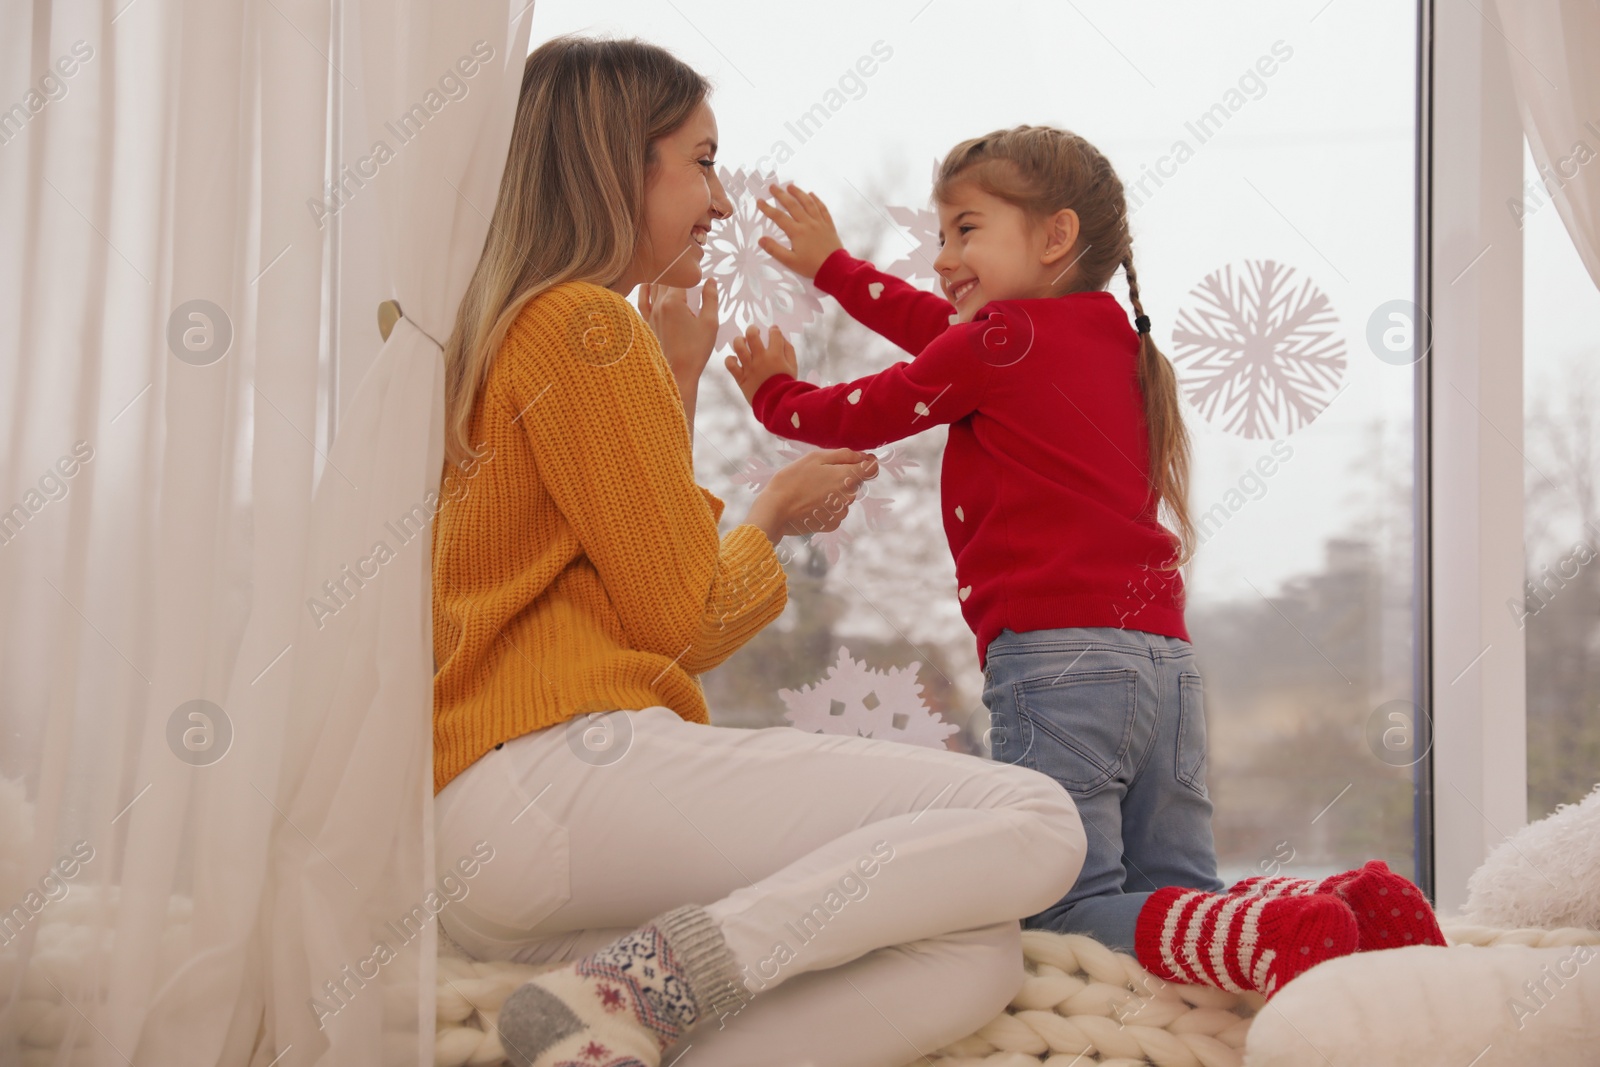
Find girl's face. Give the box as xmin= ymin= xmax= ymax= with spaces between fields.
xmin=932 ymin=179 xmax=1081 ymax=323
xmin=626 ymin=99 xmax=732 ymax=293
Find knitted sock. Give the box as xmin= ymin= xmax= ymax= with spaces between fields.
xmin=496 ymin=904 xmax=751 ymax=1067
xmin=1133 ymin=887 xmax=1358 ymax=1000
xmin=1228 ymin=859 xmax=1447 ymax=951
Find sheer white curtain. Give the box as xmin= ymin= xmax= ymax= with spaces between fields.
xmin=0 ymin=2 xmax=531 ymax=1064
xmin=1495 ymin=0 xmax=1600 ymax=290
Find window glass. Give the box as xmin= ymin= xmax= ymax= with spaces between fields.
xmin=1520 ymin=140 xmax=1600 ymax=822
xmin=535 ymin=0 xmax=1421 ymax=885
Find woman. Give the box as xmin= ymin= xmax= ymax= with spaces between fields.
xmin=430 ymin=35 xmax=1087 ymax=1067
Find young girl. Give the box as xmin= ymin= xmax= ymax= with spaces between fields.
xmin=726 ymin=125 xmax=1446 ymax=999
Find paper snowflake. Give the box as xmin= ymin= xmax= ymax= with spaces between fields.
xmin=1169 ymin=260 xmax=1347 ymax=439
xmin=810 ymin=523 xmax=856 ymax=564
xmin=881 ymin=160 xmax=946 ymax=288
xmin=779 ymin=646 xmax=959 ymax=749
xmin=689 ymin=166 xmax=826 ymax=352
xmin=881 ymin=205 xmax=943 ymax=288
xmin=729 ymin=455 xmax=782 ymax=495
xmin=866 ymin=444 xmax=919 ymax=481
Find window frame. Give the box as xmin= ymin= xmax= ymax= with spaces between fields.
xmin=1421 ymin=0 xmax=1529 ymax=912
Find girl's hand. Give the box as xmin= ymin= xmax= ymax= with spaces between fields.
xmin=639 ymin=278 xmax=719 ymax=382
xmin=757 ymin=183 xmax=844 ymax=279
xmin=725 ymin=323 xmax=799 ymax=405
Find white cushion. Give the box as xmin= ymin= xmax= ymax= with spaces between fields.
xmin=1246 ymin=941 xmax=1600 ymax=1066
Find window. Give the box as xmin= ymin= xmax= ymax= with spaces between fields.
xmin=1520 ymin=139 xmax=1600 ymax=823
xmin=536 ymin=0 xmax=1422 ymax=887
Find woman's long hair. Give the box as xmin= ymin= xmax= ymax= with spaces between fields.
xmin=439 ymin=36 xmax=710 ymax=472
xmin=933 ymin=126 xmax=1194 ymax=570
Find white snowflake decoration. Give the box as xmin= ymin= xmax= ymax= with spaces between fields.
xmin=863 ymin=444 xmax=918 ymax=481
xmin=881 ymin=205 xmax=943 ymax=288
xmin=729 ymin=454 xmax=782 ymax=495
xmin=689 ymin=166 xmax=826 ymax=351
xmin=779 ymin=646 xmax=959 ymax=749
xmin=1169 ymin=259 xmax=1347 ymax=439
xmin=810 ymin=523 xmax=856 ymax=563
xmin=882 ymin=159 xmax=948 ymax=289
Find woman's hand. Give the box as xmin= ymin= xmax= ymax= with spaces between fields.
xmin=725 ymin=323 xmax=798 ymax=405
xmin=746 ymin=448 xmax=880 ymax=542
xmin=757 ymin=182 xmax=844 ymax=279
xmin=639 ymin=278 xmax=719 ymax=383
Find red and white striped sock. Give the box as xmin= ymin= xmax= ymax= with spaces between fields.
xmin=1228 ymin=859 xmax=1447 ymax=951
xmin=1133 ymin=887 xmax=1358 ymax=999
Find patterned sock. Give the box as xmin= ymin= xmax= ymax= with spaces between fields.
xmin=496 ymin=904 xmax=751 ymax=1067
xmin=1133 ymin=886 xmax=1358 ymax=1000
xmin=1228 ymin=859 xmax=1447 ymax=951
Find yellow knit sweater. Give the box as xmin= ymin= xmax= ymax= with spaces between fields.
xmin=431 ymin=281 xmax=788 ymax=794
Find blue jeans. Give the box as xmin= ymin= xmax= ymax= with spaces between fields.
xmin=981 ymin=626 xmax=1224 ymax=952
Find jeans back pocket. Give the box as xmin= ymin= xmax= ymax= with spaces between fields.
xmin=1176 ymin=672 xmax=1210 ymax=798
xmin=1014 ymin=666 xmax=1139 ymax=794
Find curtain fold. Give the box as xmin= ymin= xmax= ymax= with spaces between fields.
xmin=1494 ymin=0 xmax=1600 ymax=291
xmin=0 ymin=3 xmax=532 ymax=1064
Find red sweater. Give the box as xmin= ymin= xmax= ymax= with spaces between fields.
xmin=750 ymin=249 xmax=1188 ymax=669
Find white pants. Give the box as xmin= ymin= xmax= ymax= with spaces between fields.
xmin=434 ymin=706 xmax=1087 ymax=1067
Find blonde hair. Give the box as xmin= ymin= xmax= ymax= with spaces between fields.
xmin=439 ymin=35 xmax=709 ymax=473
xmin=933 ymin=126 xmax=1194 ymax=570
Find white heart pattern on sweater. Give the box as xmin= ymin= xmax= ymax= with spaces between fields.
xmin=955 ymin=506 xmax=964 ymax=521
xmin=791 ymin=412 xmax=800 ymax=428
xmin=958 ymin=585 xmax=972 ymax=601
xmin=868 ymin=282 xmax=885 ymax=299
xmin=848 ymin=388 xmax=862 ymax=404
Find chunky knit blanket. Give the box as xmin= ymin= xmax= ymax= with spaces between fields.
xmin=434 ymin=919 xmax=1596 ymax=1067
xmin=438 ymin=785 xmax=1600 ymax=1065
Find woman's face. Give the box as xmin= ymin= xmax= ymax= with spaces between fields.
xmin=628 ymin=99 xmax=731 ymax=292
